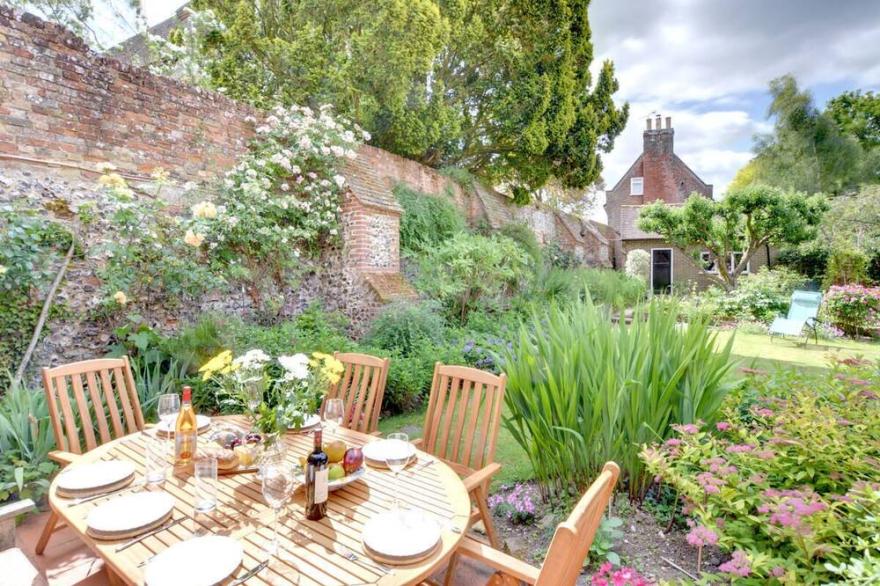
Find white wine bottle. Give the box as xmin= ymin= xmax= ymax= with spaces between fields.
xmin=174 ymin=386 xmax=197 ymax=467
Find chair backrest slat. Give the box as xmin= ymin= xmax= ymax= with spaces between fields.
xmin=422 ymin=363 xmax=507 ymax=471
xmin=536 ymin=462 xmax=620 ymax=586
xmin=41 ymin=357 xmax=145 ymax=455
xmin=324 ymin=352 xmax=390 ymax=434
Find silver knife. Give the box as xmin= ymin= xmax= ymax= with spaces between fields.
xmin=229 ymin=559 xmax=270 ymax=585
xmin=70 ymin=481 xmax=144 ymax=506
xmin=115 ymin=517 xmax=185 ymax=552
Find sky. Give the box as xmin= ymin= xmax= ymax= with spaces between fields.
xmin=96 ymin=0 xmax=880 ymax=221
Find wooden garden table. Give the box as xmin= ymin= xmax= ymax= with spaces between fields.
xmin=47 ymin=415 xmax=471 ymax=585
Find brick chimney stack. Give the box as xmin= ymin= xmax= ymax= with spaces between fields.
xmin=642 ymin=115 xmax=675 ymax=203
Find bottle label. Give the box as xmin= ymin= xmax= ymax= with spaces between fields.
xmin=175 ymin=431 xmax=197 ymax=462
xmin=314 ymin=468 xmax=328 ymax=504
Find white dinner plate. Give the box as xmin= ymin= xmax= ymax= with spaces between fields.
xmin=145 ymin=535 xmax=243 ymax=586
xmin=57 ymin=460 xmax=136 ymax=493
xmin=362 ymin=509 xmax=441 ymax=560
xmin=287 ymin=413 xmax=321 ymax=431
xmin=156 ymin=414 xmax=211 ymax=435
xmin=87 ymin=492 xmax=175 ymax=535
xmin=362 ymin=439 xmax=415 ymax=465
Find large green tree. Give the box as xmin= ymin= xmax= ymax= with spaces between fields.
xmin=827 ymin=90 xmax=880 ymax=150
xmin=637 ymin=186 xmax=827 ymax=289
xmin=732 ymin=75 xmax=876 ymax=195
xmin=185 ymin=0 xmax=628 ymax=199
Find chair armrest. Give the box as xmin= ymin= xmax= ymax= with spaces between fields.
xmin=370 ymin=431 xmax=382 ymax=437
xmin=411 ymin=438 xmax=423 ymax=448
xmin=462 ymin=462 xmax=501 ymax=492
xmin=457 ymin=537 xmax=540 ymax=584
xmin=0 ymin=499 xmax=35 ymax=523
xmin=49 ymin=450 xmax=79 ymax=466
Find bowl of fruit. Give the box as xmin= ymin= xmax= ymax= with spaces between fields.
xmin=208 ymin=426 xmax=262 ymax=472
xmin=298 ymin=439 xmax=365 ymax=491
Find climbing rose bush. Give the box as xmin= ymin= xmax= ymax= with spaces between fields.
xmin=823 ymin=284 xmax=880 ymax=337
xmin=642 ymin=364 xmax=880 ymax=584
xmin=187 ymin=104 xmax=366 ymax=280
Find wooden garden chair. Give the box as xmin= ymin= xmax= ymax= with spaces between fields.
xmin=414 ymin=363 xmax=507 ymax=549
xmin=324 ymin=352 xmax=390 ymax=435
xmin=36 ymin=357 xmax=145 ymax=555
xmin=445 ymin=462 xmax=620 ymax=586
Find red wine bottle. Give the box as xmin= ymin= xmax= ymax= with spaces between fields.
xmin=305 ymin=428 xmax=328 ymax=520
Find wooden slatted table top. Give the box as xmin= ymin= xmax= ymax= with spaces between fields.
xmin=48 ymin=415 xmax=471 ymax=585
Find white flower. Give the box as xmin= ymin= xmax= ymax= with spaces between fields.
xmin=330 ymin=145 xmax=345 ymax=157
xmin=332 ymin=174 xmax=346 ymax=188
xmin=183 ymin=181 xmax=198 ymax=192
xmin=255 ymin=125 xmax=271 ymax=134
xmin=184 ymin=229 xmax=205 ymax=247
xmin=278 ymin=353 xmax=310 ymax=381
xmin=299 ymin=136 xmax=312 ymax=150
xmin=280 ymin=183 xmax=290 ymax=192
xmin=361 ymin=130 xmax=371 ymax=141
xmin=0 ymin=264 xmax=6 ymax=276
xmin=113 ymin=291 xmax=128 ymax=305
xmin=95 ymin=162 xmax=117 ymax=173
xmin=233 ymin=349 xmax=271 ymax=371
xmin=191 ymin=201 xmax=218 ymax=219
xmin=290 ymin=165 xmax=301 ymax=175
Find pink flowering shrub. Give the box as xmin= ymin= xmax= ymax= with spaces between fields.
xmin=824 ymin=284 xmax=880 ymax=336
xmin=642 ymin=364 xmax=880 ymax=583
xmin=590 ymin=562 xmax=652 ymax=586
xmin=489 ymin=483 xmax=538 ymax=524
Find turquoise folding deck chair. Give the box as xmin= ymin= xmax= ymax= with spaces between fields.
xmin=769 ymin=290 xmax=823 ymax=344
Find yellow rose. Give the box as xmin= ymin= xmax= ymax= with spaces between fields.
xmin=184 ymin=229 xmax=205 ymax=247
xmin=191 ymin=201 xmax=218 ymax=219
xmin=113 ymin=291 xmax=128 ymax=306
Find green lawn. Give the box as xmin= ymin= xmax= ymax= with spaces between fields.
xmin=380 ymin=330 xmax=880 ymax=489
xmin=716 ymin=330 xmax=880 ymax=371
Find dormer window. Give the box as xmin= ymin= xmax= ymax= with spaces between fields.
xmin=630 ymin=177 xmax=644 ymax=196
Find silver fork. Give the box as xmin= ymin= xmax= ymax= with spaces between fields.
xmin=338 ymin=546 xmax=393 ymax=575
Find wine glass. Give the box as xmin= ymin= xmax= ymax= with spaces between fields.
xmin=157 ymin=393 xmax=180 ymax=430
xmin=323 ymin=398 xmax=344 ymax=436
xmin=261 ymin=462 xmax=295 ymax=557
xmin=243 ymin=376 xmax=264 ymax=414
xmin=385 ymin=432 xmax=412 ymax=512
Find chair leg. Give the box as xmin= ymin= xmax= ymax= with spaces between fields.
xmin=35 ymin=510 xmax=58 ymax=555
xmin=443 ymin=552 xmax=460 ymax=586
xmin=473 ymin=484 xmax=500 ymax=549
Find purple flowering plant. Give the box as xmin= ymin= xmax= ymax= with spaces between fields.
xmin=489 ymin=483 xmax=539 ymax=525
xmin=641 ymin=364 xmax=880 ymax=583
xmin=824 ymin=284 xmax=880 ymax=337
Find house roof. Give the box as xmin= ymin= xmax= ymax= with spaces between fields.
xmin=106 ymin=7 xmax=190 ymax=65
xmin=619 ymin=205 xmax=663 ymax=240
xmin=473 ymin=183 xmax=513 ymax=228
xmin=340 ymin=154 xmax=402 ymax=213
xmin=555 ymin=211 xmax=586 ymax=243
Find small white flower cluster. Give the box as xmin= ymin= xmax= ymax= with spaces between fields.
xmin=185 ymin=103 xmax=363 ymax=273
xmin=278 ymin=353 xmax=310 ymax=381
xmin=233 ymin=348 xmax=272 ymax=371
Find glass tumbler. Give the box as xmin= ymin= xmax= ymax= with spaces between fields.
xmin=144 ymin=436 xmax=169 ymax=486
xmin=194 ymin=457 xmax=218 ymax=513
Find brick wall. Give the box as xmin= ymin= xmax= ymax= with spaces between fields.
xmin=0 ymin=7 xmax=257 ymax=181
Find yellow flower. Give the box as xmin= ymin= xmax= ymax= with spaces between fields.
xmin=191 ymin=201 xmax=218 ymax=219
xmin=184 ymin=229 xmax=205 ymax=247
xmin=95 ymin=162 xmax=116 ymax=173
xmin=311 ymin=352 xmax=344 ymax=385
xmin=113 ymin=291 xmax=128 ymax=306
xmin=151 ymin=167 xmax=169 ymax=182
xmin=199 ymin=350 xmax=235 ymax=381
xmin=98 ymin=172 xmax=128 ymax=190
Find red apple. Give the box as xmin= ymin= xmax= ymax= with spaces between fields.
xmin=343 ymin=447 xmax=364 ymax=475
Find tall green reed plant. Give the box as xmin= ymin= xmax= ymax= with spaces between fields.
xmin=500 ymin=297 xmax=735 ymax=500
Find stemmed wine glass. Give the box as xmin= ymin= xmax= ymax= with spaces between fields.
xmin=242 ymin=376 xmax=264 ymax=425
xmin=385 ymin=432 xmax=412 ymax=513
xmin=157 ymin=393 xmax=180 ymax=431
xmin=323 ymin=398 xmax=344 ymax=436
xmin=261 ymin=462 xmax=295 ymax=557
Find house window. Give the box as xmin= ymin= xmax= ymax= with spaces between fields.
xmin=700 ymin=251 xmax=750 ymax=274
xmin=630 ymin=177 xmax=644 ymax=196
xmin=700 ymin=251 xmax=717 ymax=273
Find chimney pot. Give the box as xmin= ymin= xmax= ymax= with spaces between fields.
xmin=646 ymin=118 xmax=652 ymax=130
xmin=666 ymin=116 xmax=672 ymax=129
xmin=655 ymin=114 xmax=661 ymax=128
